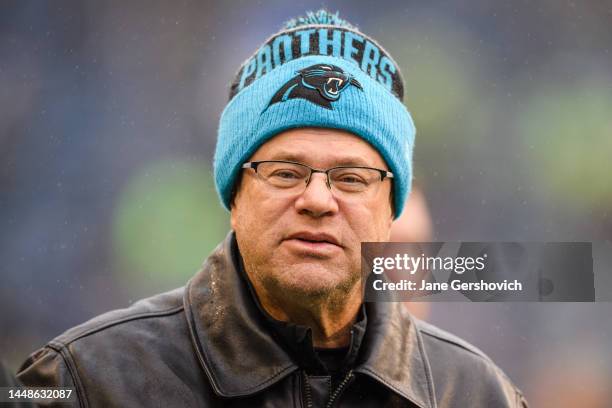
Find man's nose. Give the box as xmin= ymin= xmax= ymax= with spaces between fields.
xmin=294 ymin=173 xmax=339 ymax=217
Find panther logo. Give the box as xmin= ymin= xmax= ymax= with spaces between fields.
xmin=266 ymin=64 xmax=362 ymax=110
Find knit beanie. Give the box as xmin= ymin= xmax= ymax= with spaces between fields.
xmin=214 ymin=10 xmax=415 ymax=218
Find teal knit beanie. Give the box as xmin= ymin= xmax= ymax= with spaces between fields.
xmin=214 ymin=10 xmax=415 ymax=218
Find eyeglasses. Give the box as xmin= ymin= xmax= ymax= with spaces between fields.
xmin=241 ymin=160 xmax=393 ymax=198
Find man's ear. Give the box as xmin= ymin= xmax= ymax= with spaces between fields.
xmin=230 ymin=207 xmax=238 ymax=231
xmin=229 ymin=174 xmax=243 ymax=231
xmin=230 ymin=173 xmax=244 ymax=207
xmin=230 ymin=190 xmax=241 ymax=231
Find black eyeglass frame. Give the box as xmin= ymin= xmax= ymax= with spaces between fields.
xmin=241 ymin=160 xmax=394 ymax=190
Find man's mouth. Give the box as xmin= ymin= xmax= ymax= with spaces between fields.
xmin=286 ymin=232 xmax=341 ymax=246
xmin=283 ymin=232 xmax=343 ymax=255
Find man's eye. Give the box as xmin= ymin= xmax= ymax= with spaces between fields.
xmin=271 ymin=170 xmax=301 ymax=179
xmin=337 ymin=175 xmax=367 ymax=184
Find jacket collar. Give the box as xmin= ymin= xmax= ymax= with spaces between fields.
xmin=234 ymin=241 xmax=368 ymax=375
xmin=184 ymin=232 xmax=435 ymax=408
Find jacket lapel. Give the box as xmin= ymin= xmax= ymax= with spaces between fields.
xmin=355 ymin=300 xmax=435 ymax=408
xmin=184 ymin=233 xmax=298 ymax=397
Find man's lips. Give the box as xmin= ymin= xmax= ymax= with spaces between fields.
xmin=283 ymin=232 xmax=343 ymax=254
xmin=285 ymin=232 xmax=342 ymax=247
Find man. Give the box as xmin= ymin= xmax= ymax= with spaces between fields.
xmin=18 ymin=10 xmax=528 ymax=407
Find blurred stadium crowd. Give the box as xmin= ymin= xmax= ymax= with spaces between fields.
xmin=1 ymin=1 xmax=611 ymax=406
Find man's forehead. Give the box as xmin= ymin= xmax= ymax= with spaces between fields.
xmin=250 ymin=128 xmax=388 ymax=168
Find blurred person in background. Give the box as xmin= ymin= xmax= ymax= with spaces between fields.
xmin=390 ymin=184 xmax=433 ymax=244
xmin=390 ymin=183 xmax=434 ymax=321
xmin=16 ymin=10 xmax=527 ymax=407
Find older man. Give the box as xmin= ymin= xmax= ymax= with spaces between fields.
xmin=18 ymin=10 xmax=527 ymax=408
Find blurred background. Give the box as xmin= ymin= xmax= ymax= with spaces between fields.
xmin=1 ymin=1 xmax=611 ymax=406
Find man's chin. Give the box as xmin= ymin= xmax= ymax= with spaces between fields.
xmin=270 ymin=264 xmax=359 ymax=298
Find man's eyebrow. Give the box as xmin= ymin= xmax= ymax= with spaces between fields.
xmin=266 ymin=152 xmax=372 ymax=167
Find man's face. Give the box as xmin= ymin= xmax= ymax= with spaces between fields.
xmin=231 ymin=128 xmax=394 ymax=297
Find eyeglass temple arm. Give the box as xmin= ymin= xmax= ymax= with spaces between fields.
xmin=381 ymin=170 xmax=394 ymax=180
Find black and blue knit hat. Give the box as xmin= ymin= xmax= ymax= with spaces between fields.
xmin=214 ymin=10 xmax=415 ymax=217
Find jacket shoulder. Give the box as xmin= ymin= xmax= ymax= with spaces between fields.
xmin=18 ymin=287 xmax=199 ymax=406
xmin=414 ymin=318 xmax=495 ymax=363
xmin=413 ymin=318 xmax=528 ymax=407
xmin=50 ymin=286 xmax=185 ymax=348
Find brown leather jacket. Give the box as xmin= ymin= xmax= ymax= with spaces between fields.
xmin=18 ymin=233 xmax=528 ymax=407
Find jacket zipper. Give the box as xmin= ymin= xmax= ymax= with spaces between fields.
xmin=302 ymin=370 xmax=314 ymax=408
xmin=326 ymin=369 xmax=354 ymax=408
xmin=302 ymin=369 xmax=354 ymax=408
